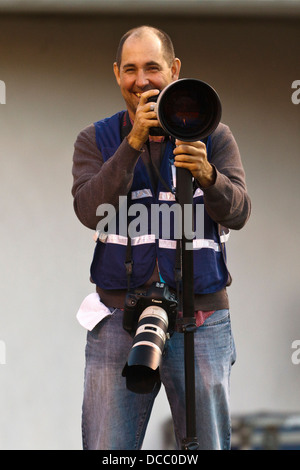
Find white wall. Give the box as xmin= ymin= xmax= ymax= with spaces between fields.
xmin=0 ymin=14 xmax=299 ymax=449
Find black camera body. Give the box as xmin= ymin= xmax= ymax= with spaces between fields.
xmin=123 ymin=282 xmax=178 ymax=336
xmin=147 ymin=93 xmax=169 ymax=137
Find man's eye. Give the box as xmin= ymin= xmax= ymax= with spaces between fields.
xmin=124 ymin=68 xmax=135 ymax=73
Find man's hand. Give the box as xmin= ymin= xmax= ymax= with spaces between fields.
xmin=173 ymin=139 xmax=216 ymax=188
xmin=127 ymin=89 xmax=160 ymax=151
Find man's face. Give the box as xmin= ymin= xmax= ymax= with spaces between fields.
xmin=114 ymin=32 xmax=180 ymax=120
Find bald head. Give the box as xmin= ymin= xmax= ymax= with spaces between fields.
xmin=115 ymin=25 xmax=175 ymax=69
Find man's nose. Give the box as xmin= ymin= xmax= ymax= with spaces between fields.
xmin=135 ymin=69 xmax=149 ymax=88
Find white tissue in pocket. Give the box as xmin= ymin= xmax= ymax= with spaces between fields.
xmin=76 ymin=293 xmax=112 ymax=331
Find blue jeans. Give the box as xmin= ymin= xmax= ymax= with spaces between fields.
xmin=82 ymin=308 xmax=236 ymax=450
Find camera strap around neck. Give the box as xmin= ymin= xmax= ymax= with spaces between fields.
xmin=122 ymin=114 xmax=182 ymax=300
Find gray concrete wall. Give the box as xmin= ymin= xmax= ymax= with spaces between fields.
xmin=0 ymin=13 xmax=299 ymax=449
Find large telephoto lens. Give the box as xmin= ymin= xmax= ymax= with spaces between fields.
xmin=156 ymin=78 xmax=222 ymax=141
xmin=122 ymin=306 xmax=169 ymax=393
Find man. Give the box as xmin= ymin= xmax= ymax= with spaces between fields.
xmin=72 ymin=25 xmax=251 ymax=450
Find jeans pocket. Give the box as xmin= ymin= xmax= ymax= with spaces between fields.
xmin=200 ymin=309 xmax=236 ymax=366
xmin=202 ymin=308 xmax=230 ymax=327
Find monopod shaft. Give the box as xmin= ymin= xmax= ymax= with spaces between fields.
xmin=176 ymin=166 xmax=199 ymax=450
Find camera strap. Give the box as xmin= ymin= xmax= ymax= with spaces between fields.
xmin=148 ymin=138 xmax=182 ymax=311
xmin=146 ymin=138 xmax=182 ymax=308
xmin=125 ymin=237 xmax=133 ymax=291
xmin=122 ymin=114 xmax=206 ymax=297
xmin=174 ymin=239 xmax=182 ymax=313
xmin=145 ymin=138 xmax=177 ymax=199
xmin=125 ymin=137 xmax=177 ymax=289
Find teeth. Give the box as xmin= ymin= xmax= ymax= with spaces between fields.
xmin=135 ymin=93 xmax=141 ymax=98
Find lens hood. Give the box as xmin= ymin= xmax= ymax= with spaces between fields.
xmin=156 ymin=78 xmax=222 ymax=141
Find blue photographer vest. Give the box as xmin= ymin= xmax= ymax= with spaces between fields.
xmin=90 ymin=111 xmax=229 ymax=294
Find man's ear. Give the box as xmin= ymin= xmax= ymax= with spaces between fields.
xmin=171 ymin=58 xmax=181 ymax=81
xmin=113 ymin=62 xmax=121 ymax=86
